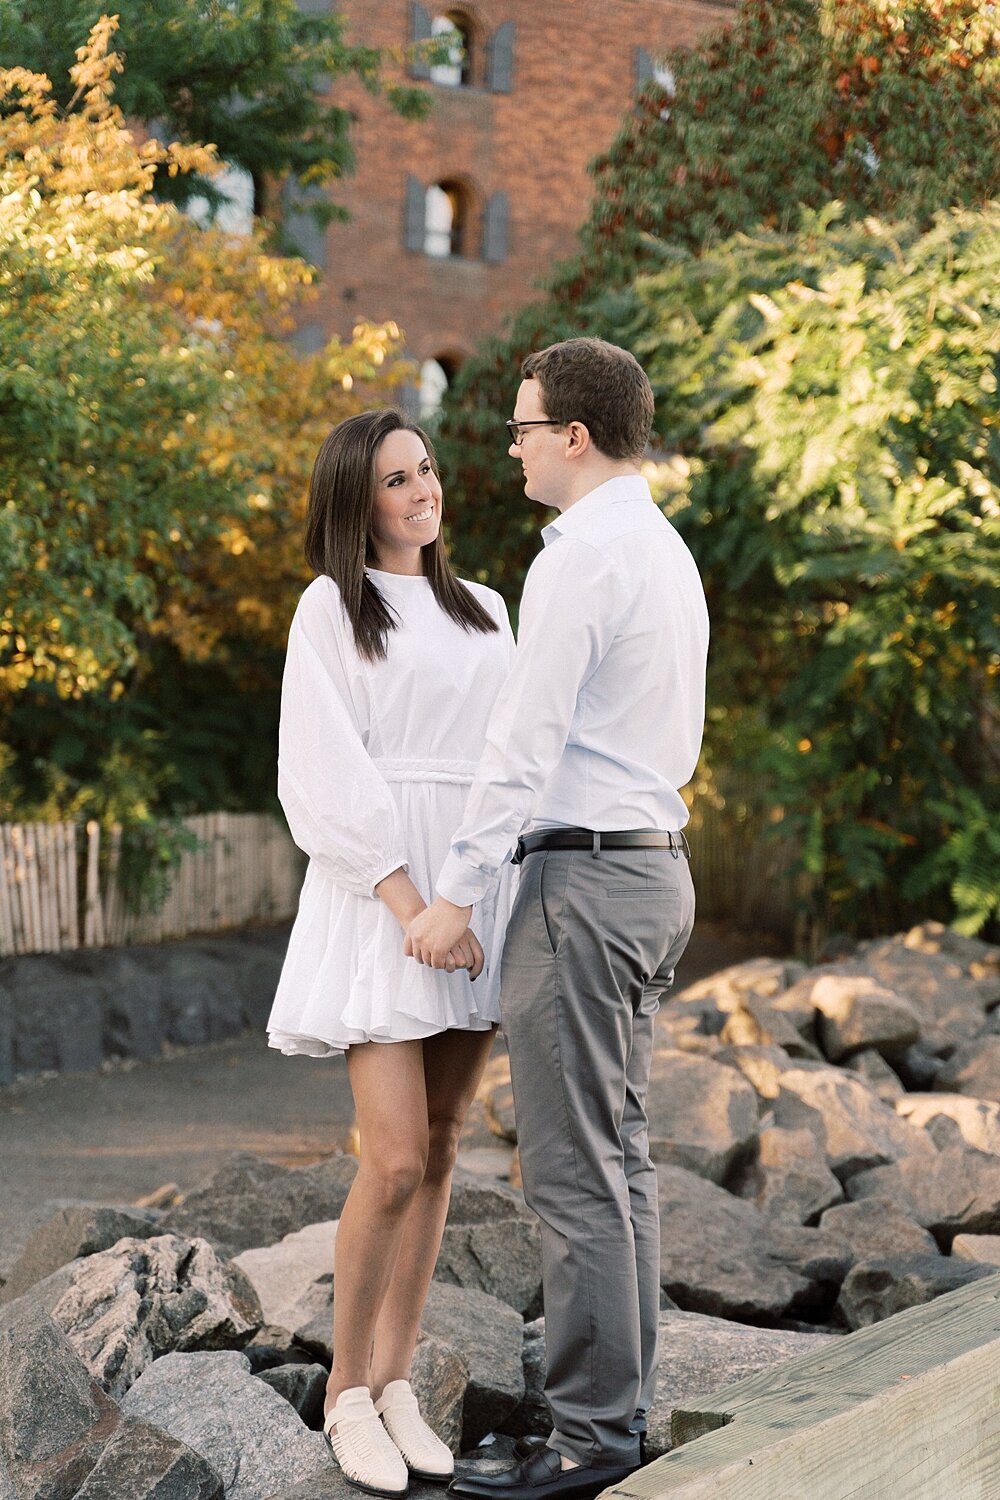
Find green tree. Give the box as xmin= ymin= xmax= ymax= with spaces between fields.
xmin=437 ymin=0 xmax=1000 ymax=594
xmin=433 ymin=0 xmax=1000 ymax=938
xmin=636 ymin=202 xmax=1000 ymax=936
xmin=0 ymin=19 xmax=411 ymax=839
xmin=0 ymin=0 xmax=431 ymax=218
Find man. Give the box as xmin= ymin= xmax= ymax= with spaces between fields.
xmin=406 ymin=338 xmax=708 ymax=1500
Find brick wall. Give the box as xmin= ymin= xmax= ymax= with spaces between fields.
xmin=300 ymin=0 xmax=734 ymax=374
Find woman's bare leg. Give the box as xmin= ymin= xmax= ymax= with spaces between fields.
xmin=369 ymin=1026 xmax=497 ymax=1397
xmin=325 ymin=1038 xmax=430 ymax=1417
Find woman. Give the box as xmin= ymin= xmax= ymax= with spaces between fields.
xmin=267 ymin=409 xmax=515 ymax=1497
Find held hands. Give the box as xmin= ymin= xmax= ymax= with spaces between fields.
xmin=405 ymin=897 xmax=480 ymax=979
xmin=375 ymin=869 xmax=482 ymax=980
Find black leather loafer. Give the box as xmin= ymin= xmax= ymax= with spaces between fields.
xmin=448 ymin=1446 xmax=634 ymax=1500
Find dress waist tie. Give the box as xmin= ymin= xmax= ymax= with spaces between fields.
xmin=373 ymin=757 xmax=478 ymax=786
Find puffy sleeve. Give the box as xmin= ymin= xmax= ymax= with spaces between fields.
xmin=277 ymin=581 xmax=408 ymax=898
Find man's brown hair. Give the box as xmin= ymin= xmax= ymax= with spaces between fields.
xmin=521 ymin=338 xmax=654 ymax=461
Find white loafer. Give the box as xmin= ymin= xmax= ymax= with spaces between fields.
xmin=325 ymin=1385 xmax=409 ymax=1497
xmin=376 ymin=1379 xmax=454 ymax=1482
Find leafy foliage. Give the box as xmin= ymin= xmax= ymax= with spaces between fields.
xmin=435 ymin=0 xmax=1000 ymax=937
xmin=0 ymin=0 xmax=431 ymax=216
xmin=0 ymin=20 xmax=411 ymax=842
xmin=637 ymin=203 xmax=1000 ymax=935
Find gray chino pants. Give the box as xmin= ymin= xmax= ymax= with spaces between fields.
xmin=500 ymin=846 xmax=696 ymax=1469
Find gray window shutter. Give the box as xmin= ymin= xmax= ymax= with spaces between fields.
xmin=482 ymin=192 xmax=509 ymax=264
xmin=403 ymin=174 xmax=426 ymax=252
xmin=410 ymin=2 xmax=432 ymax=80
xmin=634 ymin=47 xmax=655 ymax=89
xmin=486 ymin=21 xmax=515 ymax=93
xmin=282 ymin=179 xmax=328 ymax=268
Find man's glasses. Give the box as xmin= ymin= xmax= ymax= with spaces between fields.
xmin=505 ymin=419 xmax=563 ymax=445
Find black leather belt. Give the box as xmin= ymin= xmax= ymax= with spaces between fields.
xmin=512 ymin=827 xmax=690 ymax=864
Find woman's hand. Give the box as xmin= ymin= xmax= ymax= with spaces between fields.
xmin=445 ymin=929 xmax=485 ymax=982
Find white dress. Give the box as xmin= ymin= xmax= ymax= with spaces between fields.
xmin=267 ymin=568 xmax=516 ymax=1056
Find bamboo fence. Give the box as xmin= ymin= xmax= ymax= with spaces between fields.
xmin=0 ymin=787 xmax=801 ymax=959
xmin=0 ymin=813 xmax=305 ymax=958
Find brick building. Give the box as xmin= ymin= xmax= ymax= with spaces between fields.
xmin=292 ymin=0 xmax=734 ymax=407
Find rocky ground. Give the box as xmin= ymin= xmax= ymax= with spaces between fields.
xmin=3 ymin=918 xmax=1000 ymax=1499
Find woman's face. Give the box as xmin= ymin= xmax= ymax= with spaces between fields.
xmin=369 ymin=428 xmax=443 ymax=573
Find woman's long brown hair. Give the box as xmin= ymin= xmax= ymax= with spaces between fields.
xmin=304 ymin=409 xmax=499 ymax=661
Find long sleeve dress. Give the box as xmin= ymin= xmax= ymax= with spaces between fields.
xmin=266 ymin=567 xmax=516 ymax=1057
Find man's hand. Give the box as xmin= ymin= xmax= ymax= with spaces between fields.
xmin=405 ymin=898 xmax=474 ymax=972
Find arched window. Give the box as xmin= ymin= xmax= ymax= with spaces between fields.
xmin=429 ymin=12 xmax=473 ymax=88
xmin=424 ymin=181 xmax=468 ymax=258
xmin=419 ymin=355 xmax=460 ymax=418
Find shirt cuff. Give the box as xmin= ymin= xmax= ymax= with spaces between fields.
xmin=436 ymin=850 xmax=490 ymax=908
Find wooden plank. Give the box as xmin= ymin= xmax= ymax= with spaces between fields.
xmin=83 ymin=821 xmax=104 ymax=948
xmin=0 ymin=823 xmax=18 ymax=956
xmin=609 ymin=1274 xmax=1000 ymax=1500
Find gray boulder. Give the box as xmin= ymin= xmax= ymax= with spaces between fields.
xmin=673 ymin=958 xmax=807 ymax=1012
xmin=900 ymin=920 xmax=1000 ymax=974
xmin=818 ymin=1196 xmax=938 ymax=1263
xmin=847 ymin=1146 xmax=1000 ymax=1246
xmin=483 ymin=1079 xmax=517 ymax=1144
xmin=935 ymin=1037 xmax=1000 ymax=1103
xmin=0 ymin=1205 xmax=161 ymax=1305
xmin=658 ymin=1166 xmax=847 ymax=1324
xmin=288 ymin=1281 xmax=335 ymax=1364
xmin=74 ymin=1418 xmax=224 ymax=1499
xmin=646 ymin=1049 xmax=759 ymax=1185
xmin=446 ymin=1174 xmax=532 ymax=1225
xmin=895 ymin=1092 xmax=1000 ymax=1154
xmin=498 ymin=1318 xmax=548 ymax=1440
xmin=740 ymin=1126 xmax=843 ymax=1224
xmin=842 ymin=937 xmax=998 ymax=1047
xmin=644 ymin=1310 xmax=838 ymax=1459
xmin=163 ymin=1153 xmax=358 ymax=1254
xmin=5 ymin=959 xmax=106 ymax=1076
xmin=421 ymin=1282 xmax=524 ymax=1447
xmin=720 ymin=996 xmax=820 ymax=1059
xmin=137 ymin=948 xmax=245 ymax=1048
xmin=714 ymin=1044 xmax=794 ymax=1102
xmin=952 ymin=1234 xmax=1000 ymax=1267
xmin=234 ymin=1222 xmax=338 ymax=1327
xmin=773 ymin=1065 xmax=935 ymax=1181
xmin=811 ymin=975 xmax=921 ymax=1062
xmin=836 ymin=1254 xmax=999 ymax=1330
xmin=435 ymin=1219 xmax=543 ymax=1318
xmin=5 ymin=1234 xmax=261 ymax=1399
xmin=0 ymin=1304 xmax=120 ymax=1500
xmin=122 ymin=1351 xmax=327 ymax=1500
xmin=257 ymin=1365 xmax=328 ymax=1429
xmin=409 ymin=1332 xmax=468 ymax=1454
xmin=844 ymin=1048 xmax=905 ymax=1103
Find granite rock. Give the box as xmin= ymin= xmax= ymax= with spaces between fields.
xmin=233 ymin=1222 xmax=337 ymax=1327
xmin=0 ymin=1205 xmax=161 ymax=1305
xmin=836 ymin=1254 xmax=999 ymax=1330
xmin=163 ymin=1153 xmax=357 ymax=1255
xmin=646 ymin=1049 xmax=759 ymax=1186
xmin=122 ymin=1351 xmax=327 ymax=1500
xmin=420 ymin=1282 xmax=524 ymax=1447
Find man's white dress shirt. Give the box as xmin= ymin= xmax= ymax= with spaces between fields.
xmin=436 ymin=475 xmax=709 ymax=908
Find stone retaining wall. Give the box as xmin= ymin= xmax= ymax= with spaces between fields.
xmin=0 ymin=926 xmax=290 ymax=1086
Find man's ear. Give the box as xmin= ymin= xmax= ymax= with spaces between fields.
xmin=565 ymin=421 xmax=592 ymax=459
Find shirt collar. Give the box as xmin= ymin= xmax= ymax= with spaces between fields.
xmin=541 ymin=474 xmax=653 ymax=546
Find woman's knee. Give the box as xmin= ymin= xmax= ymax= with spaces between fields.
xmin=423 ymin=1116 xmax=463 ymax=1186
xmin=360 ymin=1147 xmax=428 ymax=1212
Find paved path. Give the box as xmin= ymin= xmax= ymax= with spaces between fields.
xmin=0 ymin=921 xmax=775 ymax=1281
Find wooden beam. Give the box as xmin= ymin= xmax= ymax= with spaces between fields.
xmin=605 ymin=1273 xmax=1000 ymax=1499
